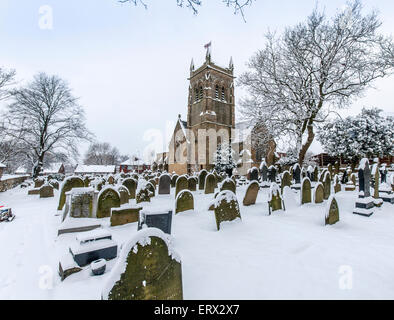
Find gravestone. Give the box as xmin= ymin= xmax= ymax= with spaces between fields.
xmin=175 ymin=175 xmax=188 ymax=197
xmin=281 ymin=171 xmax=291 ymax=192
xmin=111 ymin=205 xmax=143 ymax=226
xmin=187 ymin=177 xmax=197 ymax=192
xmin=353 ymin=158 xmax=374 ymax=217
xmin=204 ymin=173 xmax=216 ymax=194
xmin=323 ymin=172 xmax=331 ymax=200
xmin=138 ymin=210 xmax=172 ymax=234
xmin=268 ymin=183 xmax=284 ymax=214
xmin=260 ymin=162 xmax=268 ymax=182
xmin=40 ymin=184 xmax=54 ymax=198
xmin=301 ymin=178 xmax=312 ymax=204
xmin=34 ymin=178 xmax=45 ymax=189
xmin=372 ymin=164 xmax=380 ymax=199
xmin=146 ymin=182 xmax=156 ymax=198
xmin=122 ymin=178 xmax=138 ymax=199
xmin=58 ymin=177 xmax=84 ymax=211
xmin=213 ymin=190 xmax=241 ymax=231
xmin=307 ymin=166 xmax=314 ymax=181
xmin=249 ymin=167 xmax=259 ymax=181
xmin=83 ymin=176 xmax=90 ymax=188
xmin=117 ymin=185 xmax=130 ymax=205
xmin=49 ymin=179 xmax=59 ymax=190
xmin=243 ymin=181 xmax=259 ymax=206
xmin=334 ymin=175 xmax=341 ymax=193
xmin=334 ymin=161 xmax=340 ymax=176
xmin=158 ymin=174 xmax=171 ymax=195
xmin=148 ymin=179 xmax=157 ymax=189
xmin=175 ymin=190 xmax=194 ymax=214
xmin=107 ymin=175 xmax=115 ymax=185
xmin=171 ymin=174 xmax=179 ymax=188
xmin=379 ymin=165 xmax=387 ymax=183
xmin=97 ymin=188 xmax=121 ymax=218
xmin=293 ymin=164 xmax=301 ymax=184
xmin=69 ymin=187 xmax=94 ymax=218
xmin=325 ymin=196 xmax=339 ymax=225
xmin=268 ymin=166 xmax=277 ymax=183
xmin=220 ymin=178 xmax=236 ymax=194
xmin=341 ymin=169 xmax=348 ymax=184
xmin=136 ymin=185 xmax=151 ymax=204
xmin=198 ymin=170 xmax=208 ymax=190
xmin=314 ymin=183 xmax=324 ymax=204
xmin=102 ymin=229 xmax=183 ymax=300
xmin=313 ymin=167 xmax=319 ymax=182
xmin=327 ymin=163 xmax=333 ymax=179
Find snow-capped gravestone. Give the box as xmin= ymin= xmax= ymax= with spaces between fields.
xmin=49 ymin=179 xmax=59 ymax=190
xmin=243 ymin=181 xmax=259 ymax=206
xmin=34 ymin=177 xmax=45 ymax=189
xmin=117 ymin=185 xmax=130 ymax=205
xmin=175 ymin=190 xmax=194 ymax=214
xmin=301 ymin=178 xmax=312 ymax=205
xmin=307 ymin=166 xmax=314 ymax=181
xmin=323 ymin=172 xmax=331 ymax=200
xmin=102 ymin=228 xmax=183 ymax=300
xmin=268 ymin=166 xmax=277 ymax=183
xmin=249 ymin=167 xmax=259 ymax=181
xmin=138 ymin=210 xmax=173 ymax=234
xmin=175 ymin=175 xmax=188 ymax=197
xmin=136 ymin=185 xmax=152 ymax=204
xmin=68 ymin=187 xmax=95 ymax=219
xmin=353 ymin=159 xmax=374 ymax=217
xmin=220 ymin=178 xmax=236 ymax=194
xmin=379 ymin=165 xmax=387 ymax=183
xmin=281 ymin=171 xmax=291 ymax=192
xmin=213 ymin=190 xmax=241 ymax=231
xmin=39 ymin=184 xmax=54 ymax=198
xmin=171 ymin=174 xmax=179 ymax=188
xmin=58 ymin=176 xmax=84 ymax=211
xmin=325 ymin=196 xmax=339 ymax=225
xmin=204 ymin=173 xmax=216 ymax=194
xmin=83 ymin=176 xmax=90 ymax=187
xmin=314 ymin=182 xmax=324 ymax=204
xmin=187 ymin=177 xmax=197 ymax=192
xmin=341 ymin=169 xmax=348 ymax=184
xmin=158 ymin=174 xmax=171 ymax=195
xmin=122 ymin=178 xmax=137 ymax=199
xmin=293 ymin=164 xmax=301 ymax=185
xmin=334 ymin=161 xmax=340 ymax=175
xmin=111 ymin=205 xmax=143 ymax=226
xmin=327 ymin=163 xmax=333 ymax=179
xmin=97 ymin=187 xmax=121 ymax=218
xmin=334 ymin=175 xmax=341 ymax=193
xmin=146 ymin=182 xmax=156 ymax=198
xmin=260 ymin=161 xmax=269 ymax=187
xmin=198 ymin=170 xmax=208 ymax=190
xmin=268 ymin=183 xmax=284 ymax=214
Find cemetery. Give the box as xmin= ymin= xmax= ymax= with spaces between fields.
xmin=0 ymin=159 xmax=394 ymax=299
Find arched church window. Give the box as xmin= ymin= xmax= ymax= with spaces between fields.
xmin=215 ymin=85 xmax=219 ymax=99
xmin=199 ymin=86 xmax=203 ymax=100
xmin=195 ymin=88 xmax=199 ymax=102
xmin=221 ymin=87 xmax=225 ymax=101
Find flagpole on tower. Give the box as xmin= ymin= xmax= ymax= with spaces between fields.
xmin=204 ymin=41 xmax=212 ymax=62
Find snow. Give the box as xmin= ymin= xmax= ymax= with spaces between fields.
xmin=74 ymin=165 xmax=115 ymax=174
xmin=1 ymin=181 xmax=394 ymax=299
xmin=0 ymin=162 xmax=6 ymax=168
xmin=0 ymin=174 xmax=29 ymax=182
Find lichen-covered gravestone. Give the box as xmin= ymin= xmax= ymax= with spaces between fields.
xmin=57 ymin=177 xmax=84 ymax=211
xmin=158 ymin=174 xmax=171 ymax=195
xmin=323 ymin=172 xmax=331 ymax=200
xmin=242 ymin=181 xmax=259 ymax=206
xmin=301 ymin=177 xmax=312 ymax=204
xmin=97 ymin=187 xmax=121 ymax=218
xmin=314 ymin=182 xmax=324 ymax=204
xmin=325 ymin=196 xmax=339 ymax=225
xmin=198 ymin=170 xmax=208 ymax=190
xmin=34 ymin=177 xmax=45 ymax=189
xmin=204 ymin=173 xmax=216 ymax=194
xmin=102 ymin=228 xmax=183 ymax=300
xmin=117 ymin=185 xmax=130 ymax=205
xmin=220 ymin=178 xmax=236 ymax=194
xmin=122 ymin=178 xmax=138 ymax=199
xmin=69 ymin=187 xmax=94 ymax=218
xmin=175 ymin=190 xmax=194 ymax=214
xmin=281 ymin=171 xmax=291 ymax=192
xmin=146 ymin=182 xmax=156 ymax=198
xmin=175 ymin=175 xmax=188 ymax=197
xmin=111 ymin=205 xmax=143 ymax=226
xmin=136 ymin=184 xmax=151 ymax=204
xmin=171 ymin=174 xmax=179 ymax=188
xmin=187 ymin=177 xmax=197 ymax=192
xmin=40 ymin=184 xmax=54 ymax=198
xmin=268 ymin=183 xmax=284 ymax=214
xmin=213 ymin=190 xmax=241 ymax=231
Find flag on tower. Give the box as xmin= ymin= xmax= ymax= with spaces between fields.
xmin=204 ymin=41 xmax=211 ymax=49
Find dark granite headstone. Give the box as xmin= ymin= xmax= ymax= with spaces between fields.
xmin=138 ymin=210 xmax=173 ymax=234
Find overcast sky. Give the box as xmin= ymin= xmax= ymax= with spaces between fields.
xmin=1 ymin=0 xmax=393 ymax=162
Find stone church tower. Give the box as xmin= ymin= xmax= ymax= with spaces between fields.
xmin=168 ymin=48 xmax=236 ymax=175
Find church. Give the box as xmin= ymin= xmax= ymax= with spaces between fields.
xmin=155 ymin=47 xmax=277 ymax=176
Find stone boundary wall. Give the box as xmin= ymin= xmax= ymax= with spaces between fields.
xmin=0 ymin=175 xmax=29 ymax=192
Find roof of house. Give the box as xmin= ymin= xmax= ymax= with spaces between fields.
xmin=120 ymin=158 xmax=148 ymax=166
xmin=41 ymin=162 xmax=63 ymax=174
xmin=15 ymin=166 xmax=28 ymax=174
xmin=74 ymin=164 xmax=116 ymax=174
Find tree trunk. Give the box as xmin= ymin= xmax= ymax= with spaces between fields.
xmin=298 ymin=124 xmax=315 ymax=166
xmin=32 ymin=154 xmax=45 ymax=179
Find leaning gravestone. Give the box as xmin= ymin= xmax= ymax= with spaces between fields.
xmin=323 ymin=171 xmax=331 ymax=200
xmin=175 ymin=190 xmax=194 ymax=214
xmin=213 ymin=190 xmax=241 ymax=231
xmin=353 ymin=158 xmax=374 ymax=217
xmin=243 ymin=181 xmax=259 ymax=206
xmin=268 ymin=183 xmax=284 ymax=214
xmin=58 ymin=176 xmax=84 ymax=211
xmin=122 ymin=178 xmax=138 ymax=199
xmin=301 ymin=177 xmax=312 ymax=205
xmin=97 ymin=187 xmax=121 ymax=218
xmin=220 ymin=178 xmax=236 ymax=194
xmin=198 ymin=170 xmax=208 ymax=190
xmin=204 ymin=173 xmax=216 ymax=194
xmin=40 ymin=184 xmax=54 ymax=198
xmin=314 ymin=183 xmax=324 ymax=204
xmin=102 ymin=228 xmax=183 ymax=300
xmin=325 ymin=195 xmax=339 ymax=225
xmin=187 ymin=177 xmax=197 ymax=192
xmin=175 ymin=175 xmax=188 ymax=197
xmin=158 ymin=174 xmax=171 ymax=195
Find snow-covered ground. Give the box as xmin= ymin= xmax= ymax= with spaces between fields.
xmin=0 ymin=183 xmax=394 ymax=300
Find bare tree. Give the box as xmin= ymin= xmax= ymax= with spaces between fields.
xmin=4 ymin=73 xmax=93 ymax=178
xmin=84 ymin=142 xmax=127 ymax=165
xmin=239 ymin=0 xmax=394 ymax=165
xmin=0 ymin=67 xmax=16 ymax=101
xmin=119 ymin=0 xmax=254 ymax=20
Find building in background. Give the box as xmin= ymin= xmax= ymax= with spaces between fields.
xmin=74 ymin=164 xmax=116 ymax=175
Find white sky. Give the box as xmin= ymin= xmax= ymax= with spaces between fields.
xmin=0 ymin=0 xmax=393 ymax=161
